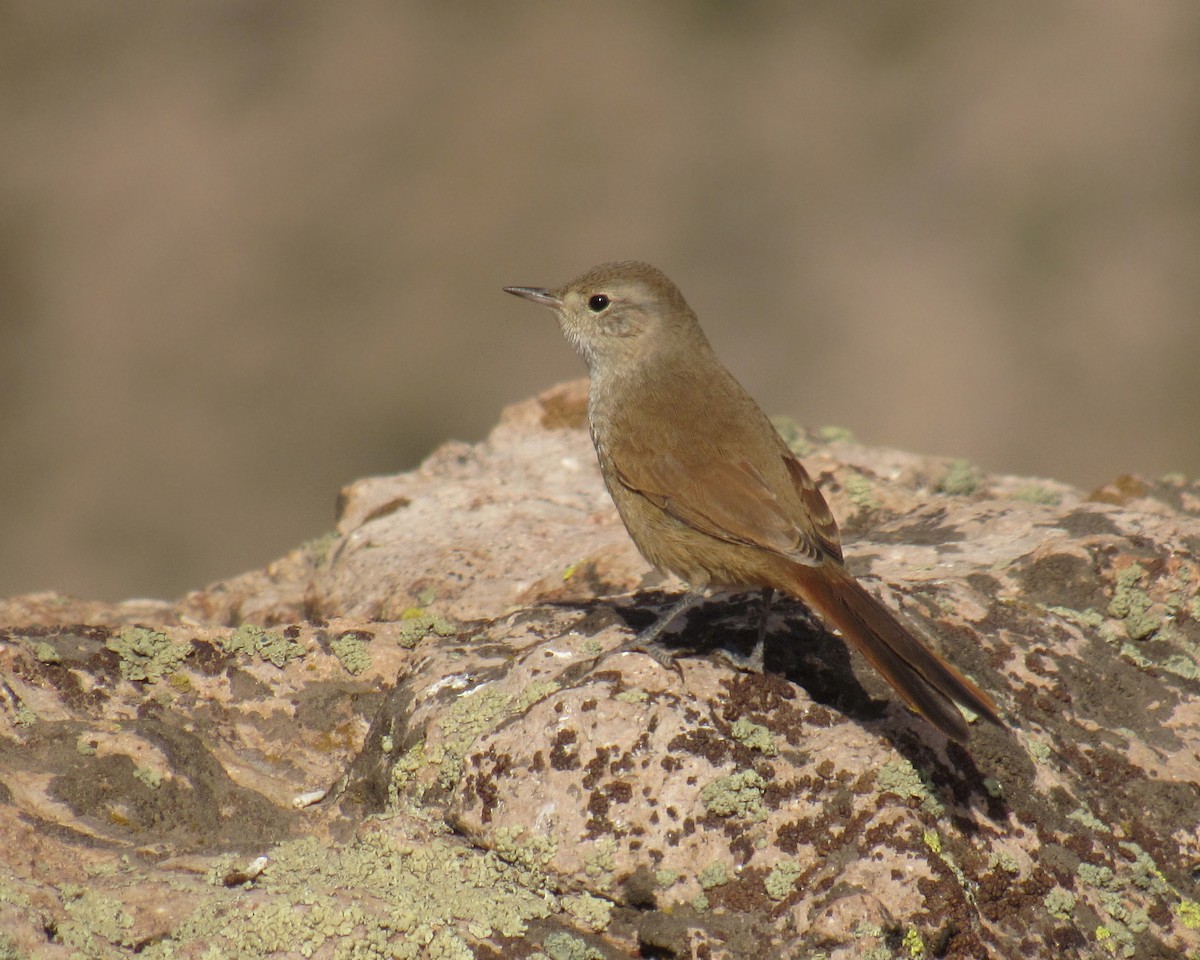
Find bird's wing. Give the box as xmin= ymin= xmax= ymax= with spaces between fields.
xmin=606 ymin=440 xmax=842 ymax=566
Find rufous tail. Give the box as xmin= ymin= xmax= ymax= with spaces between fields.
xmin=785 ymin=562 xmax=1004 ymax=743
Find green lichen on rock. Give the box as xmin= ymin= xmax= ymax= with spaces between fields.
xmin=1107 ymin=563 xmax=1161 ymax=640
xmin=1012 ymin=485 xmax=1063 ymax=505
xmin=543 ymin=932 xmax=603 ymax=960
xmin=1067 ymin=806 xmax=1109 ymax=833
xmin=492 ymin=826 xmax=558 ymax=875
xmin=0 ymin=931 xmax=21 ymax=960
xmin=433 ymin=680 xmax=559 ymax=789
xmin=1160 ymin=652 xmax=1200 ymax=680
xmin=938 ymin=458 xmax=983 ymax=496
xmin=730 ymin=718 xmax=777 ymax=756
xmin=330 ymin=631 xmax=372 ymax=675
xmin=844 ymin=471 xmax=879 ymax=511
xmin=106 ymin=627 xmax=191 ymax=682
xmin=397 ymin=610 xmax=458 ymax=648
xmin=1176 ymin=899 xmax=1200 ymax=930
xmin=876 ymin=760 xmax=944 ymax=816
xmin=764 ymin=860 xmax=802 ymax=901
xmin=583 ymin=838 xmax=618 ymax=888
xmin=177 ymin=831 xmax=557 ymax=958
xmin=697 ymin=862 xmax=729 ymax=890
xmin=902 ymin=927 xmax=925 ymax=958
xmin=561 ymin=892 xmax=612 ymax=932
xmin=133 ymin=765 xmax=162 ymax=790
xmin=1045 ymin=605 xmax=1105 ymax=630
xmin=700 ymin=769 xmax=767 ymax=821
xmin=1044 ymin=887 xmax=1076 ymax=920
xmin=818 ymin=425 xmax=855 ymax=444
xmin=222 ymin=624 xmax=304 ymax=668
xmin=59 ymin=884 xmax=135 ymax=951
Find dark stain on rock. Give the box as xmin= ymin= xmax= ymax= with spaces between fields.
xmin=1014 ymin=552 xmax=1105 ymax=610
xmin=548 ymin=728 xmax=580 ymax=771
xmin=876 ymin=508 xmax=965 ymax=546
xmin=1055 ymin=507 xmax=1120 ymax=539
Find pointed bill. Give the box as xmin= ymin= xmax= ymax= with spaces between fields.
xmin=503 ymin=285 xmax=562 ymax=307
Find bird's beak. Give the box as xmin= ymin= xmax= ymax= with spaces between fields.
xmin=503 ymin=285 xmax=562 ymax=308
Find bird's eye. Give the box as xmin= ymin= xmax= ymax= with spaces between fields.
xmin=587 ymin=294 xmax=610 ymax=312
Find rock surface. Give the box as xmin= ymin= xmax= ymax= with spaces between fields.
xmin=1 ymin=379 xmax=1198 ymax=959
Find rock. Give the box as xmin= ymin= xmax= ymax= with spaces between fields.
xmin=0 ymin=379 xmax=1198 ymax=958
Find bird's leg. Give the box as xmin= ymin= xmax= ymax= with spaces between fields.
xmin=636 ymin=589 xmax=708 ymax=645
xmin=615 ymin=589 xmax=709 ymax=669
xmin=746 ymin=587 xmax=774 ymax=673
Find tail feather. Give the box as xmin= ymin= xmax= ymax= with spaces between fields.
xmin=786 ymin=563 xmax=1003 ymax=743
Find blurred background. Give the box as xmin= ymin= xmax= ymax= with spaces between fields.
xmin=2 ymin=2 xmax=1198 ymax=603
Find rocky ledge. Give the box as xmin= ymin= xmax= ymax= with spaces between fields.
xmin=1 ymin=379 xmax=1198 ymax=959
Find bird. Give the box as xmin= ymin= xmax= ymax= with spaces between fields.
xmin=504 ymin=260 xmax=1003 ymax=743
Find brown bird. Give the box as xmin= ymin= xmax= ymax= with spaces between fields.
xmin=505 ymin=261 xmax=1003 ymax=743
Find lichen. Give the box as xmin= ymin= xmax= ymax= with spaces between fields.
xmin=1044 ymin=887 xmax=1076 ymax=920
xmin=1107 ymin=563 xmax=1160 ymax=640
xmin=1026 ymin=737 xmax=1053 ymax=763
xmin=700 ymin=769 xmax=767 ymax=821
xmin=1161 ymin=653 xmax=1200 ymax=680
xmin=491 ymin=826 xmax=558 ymax=874
xmin=764 ymin=860 xmax=802 ymax=901
xmin=60 ymin=884 xmax=135 ymax=951
xmin=1120 ymin=841 xmax=1170 ymax=895
xmin=1176 ymin=899 xmax=1200 ymax=930
xmin=655 ymin=869 xmax=678 ymax=888
xmin=818 ymin=425 xmax=855 ymax=443
xmin=106 ymin=627 xmax=192 ymax=682
xmin=1078 ymin=863 xmax=1118 ymax=891
xmin=134 ymin=765 xmax=162 ymax=790
xmin=902 ymin=926 xmax=925 ymax=958
xmin=938 ymin=458 xmax=982 ymax=496
xmin=177 ymin=831 xmax=556 ymax=957
xmin=1067 ymin=806 xmax=1109 ymax=833
xmin=433 ymin=680 xmax=558 ymax=789
xmin=561 ymin=892 xmax=612 ymax=932
xmin=988 ymin=851 xmax=1020 ymax=874
xmin=396 ymin=611 xmax=459 ymax=648
xmin=583 ymin=838 xmax=617 ymax=888
xmin=876 ymin=760 xmax=944 ymax=816
xmin=730 ymin=718 xmax=777 ymax=756
xmin=844 ymin=471 xmax=879 ymax=511
xmin=922 ymin=827 xmax=968 ymax=893
xmin=697 ymin=862 xmax=729 ymax=890
xmin=543 ymin=932 xmax=602 ymax=960
xmin=1045 ymin=605 xmax=1105 ymax=630
xmin=222 ymin=624 xmax=303 ymax=668
xmin=1013 ymin=486 xmax=1062 ymax=505
xmin=330 ymin=632 xmax=372 ymax=675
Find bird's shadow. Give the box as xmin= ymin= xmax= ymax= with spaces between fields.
xmin=586 ymin=589 xmax=1005 ymax=822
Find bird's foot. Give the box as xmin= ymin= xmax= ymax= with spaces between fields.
xmin=603 ymin=634 xmax=688 ymax=678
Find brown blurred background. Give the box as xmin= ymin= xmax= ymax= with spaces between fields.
xmin=2 ymin=2 xmax=1198 ymax=603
